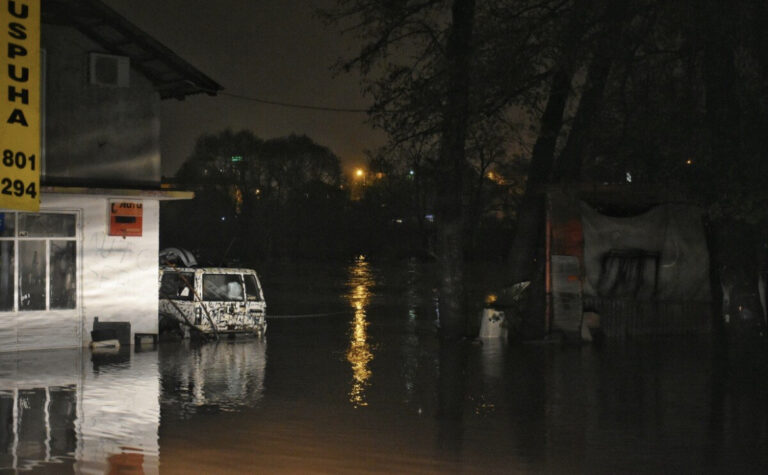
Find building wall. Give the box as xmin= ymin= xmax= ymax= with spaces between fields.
xmin=41 ymin=25 xmax=162 ymax=187
xmin=0 ymin=194 xmax=159 ymax=351
xmin=75 ymin=195 xmax=159 ymax=340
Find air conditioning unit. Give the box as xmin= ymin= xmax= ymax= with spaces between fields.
xmin=89 ymin=53 xmax=130 ymax=87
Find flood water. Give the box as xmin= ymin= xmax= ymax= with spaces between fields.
xmin=2 ymin=257 xmax=767 ymax=473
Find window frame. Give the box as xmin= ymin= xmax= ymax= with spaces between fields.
xmin=244 ymin=273 xmax=263 ymax=302
xmin=160 ymin=270 xmax=195 ymax=301
xmin=0 ymin=210 xmax=80 ymax=313
xmin=202 ymin=273 xmax=245 ymax=302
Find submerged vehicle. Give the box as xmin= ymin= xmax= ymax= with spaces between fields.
xmin=158 ymin=249 xmax=267 ymax=338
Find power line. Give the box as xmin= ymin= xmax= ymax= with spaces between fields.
xmin=218 ymin=91 xmax=370 ymax=113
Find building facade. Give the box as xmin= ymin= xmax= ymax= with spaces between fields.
xmin=0 ymin=0 xmax=221 ymax=351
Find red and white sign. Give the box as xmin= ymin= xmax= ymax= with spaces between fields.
xmin=109 ymin=200 xmax=143 ymax=237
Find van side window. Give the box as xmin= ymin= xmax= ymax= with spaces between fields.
xmin=160 ymin=272 xmax=194 ymax=300
xmin=203 ymin=274 xmax=244 ymax=301
xmin=244 ymin=274 xmax=262 ymax=301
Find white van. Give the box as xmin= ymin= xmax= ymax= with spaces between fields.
xmin=159 ymin=266 xmax=267 ymax=338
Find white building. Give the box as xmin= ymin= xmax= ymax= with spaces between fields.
xmin=0 ymin=0 xmax=221 ymax=351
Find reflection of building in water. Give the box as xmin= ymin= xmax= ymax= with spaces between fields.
xmin=0 ymin=350 xmax=79 ymax=471
xmin=0 ymin=348 xmax=160 ymax=474
xmin=76 ymin=349 xmax=160 ymax=474
xmin=159 ymin=340 xmax=267 ymax=417
xmin=345 ymin=256 xmax=375 ymax=407
xmin=0 ymin=386 xmax=77 ymax=471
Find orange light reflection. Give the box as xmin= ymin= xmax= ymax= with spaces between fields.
xmin=345 ymin=255 xmax=374 ymax=407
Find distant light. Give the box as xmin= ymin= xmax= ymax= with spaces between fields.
xmin=355 ymin=168 xmax=365 ymax=178
xmin=221 ymin=216 xmax=226 ymax=221
xmin=625 ymin=172 xmax=632 ymax=183
xmin=686 ymin=159 xmax=693 ymax=165
xmin=231 ymin=155 xmax=243 ymax=162
xmin=409 ymin=170 xmax=415 ymax=176
xmin=425 ymin=214 xmax=434 ymax=222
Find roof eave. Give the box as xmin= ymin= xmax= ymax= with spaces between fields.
xmin=42 ymin=0 xmax=223 ymax=100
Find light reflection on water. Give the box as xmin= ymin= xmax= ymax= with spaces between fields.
xmin=345 ymin=255 xmax=375 ymax=407
xmin=1 ymin=259 xmax=767 ymax=473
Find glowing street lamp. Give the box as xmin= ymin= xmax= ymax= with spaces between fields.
xmin=351 ymin=168 xmax=367 ymax=200
xmin=354 ymin=168 xmax=368 ymax=186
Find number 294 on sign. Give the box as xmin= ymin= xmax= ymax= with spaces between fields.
xmin=1 ymin=149 xmax=38 ymax=198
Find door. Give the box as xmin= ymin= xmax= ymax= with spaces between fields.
xmin=159 ymin=269 xmax=196 ymax=332
xmin=200 ymin=273 xmax=248 ymax=332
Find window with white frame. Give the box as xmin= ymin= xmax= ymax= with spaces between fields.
xmin=0 ymin=211 xmax=78 ymax=312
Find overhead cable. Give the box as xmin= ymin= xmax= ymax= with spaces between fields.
xmin=218 ymin=91 xmax=369 ymax=113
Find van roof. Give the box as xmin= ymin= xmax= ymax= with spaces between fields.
xmin=161 ymin=266 xmax=259 ymax=274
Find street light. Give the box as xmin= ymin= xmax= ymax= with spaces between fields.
xmin=351 ymin=168 xmax=367 ymax=200
xmin=354 ymin=168 xmax=368 ymax=186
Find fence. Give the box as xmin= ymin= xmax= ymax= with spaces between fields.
xmin=582 ymin=297 xmax=712 ymax=339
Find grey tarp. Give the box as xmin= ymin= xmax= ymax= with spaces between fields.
xmin=580 ymin=202 xmax=710 ymax=302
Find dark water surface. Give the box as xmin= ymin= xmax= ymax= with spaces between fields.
xmin=2 ymin=258 xmax=767 ymax=473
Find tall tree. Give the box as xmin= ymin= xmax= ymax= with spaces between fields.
xmin=330 ymin=0 xmax=768 ymax=341
xmin=433 ymin=0 xmax=476 ymax=339
xmin=325 ymin=0 xmax=573 ymax=337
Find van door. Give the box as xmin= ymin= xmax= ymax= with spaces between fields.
xmin=243 ymin=272 xmax=267 ymax=332
xmin=200 ymin=273 xmax=248 ymax=332
xmin=159 ymin=270 xmax=196 ymax=332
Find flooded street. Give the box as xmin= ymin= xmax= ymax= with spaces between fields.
xmin=2 ymin=258 xmax=767 ymax=473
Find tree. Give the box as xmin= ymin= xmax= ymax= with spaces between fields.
xmin=329 ymin=0 xmax=768 ymax=342
xmin=171 ymin=129 xmax=263 ymax=264
xmin=257 ymin=134 xmax=343 ymax=258
xmin=167 ymin=131 xmax=347 ymax=262
xmin=324 ymin=0 xmax=573 ymax=338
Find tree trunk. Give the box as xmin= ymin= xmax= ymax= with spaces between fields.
xmin=553 ymin=0 xmax=630 ymax=183
xmin=551 ymin=52 xmax=614 ymax=182
xmin=508 ymin=69 xmax=572 ymax=284
xmin=508 ymin=1 xmax=630 ymax=339
xmin=435 ymin=0 xmax=475 ymax=340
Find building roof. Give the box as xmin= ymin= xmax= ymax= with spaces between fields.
xmin=42 ymin=0 xmax=223 ymax=99
xmin=42 ymin=185 xmax=194 ymax=200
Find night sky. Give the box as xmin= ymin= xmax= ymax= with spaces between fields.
xmin=101 ymin=0 xmax=384 ymax=176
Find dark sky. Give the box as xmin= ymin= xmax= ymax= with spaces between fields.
xmin=101 ymin=0 xmax=384 ymax=176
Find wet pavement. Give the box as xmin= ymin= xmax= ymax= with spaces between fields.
xmin=2 ymin=257 xmax=767 ymax=473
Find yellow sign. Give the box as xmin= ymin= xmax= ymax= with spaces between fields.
xmin=0 ymin=0 xmax=40 ymax=211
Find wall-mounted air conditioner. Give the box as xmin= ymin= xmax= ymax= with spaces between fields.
xmin=89 ymin=53 xmax=130 ymax=87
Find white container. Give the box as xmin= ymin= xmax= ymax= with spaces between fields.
xmin=479 ymin=308 xmax=506 ymax=338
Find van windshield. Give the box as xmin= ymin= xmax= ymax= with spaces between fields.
xmin=244 ymin=274 xmax=262 ymax=301
xmin=203 ymin=274 xmax=244 ymax=301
